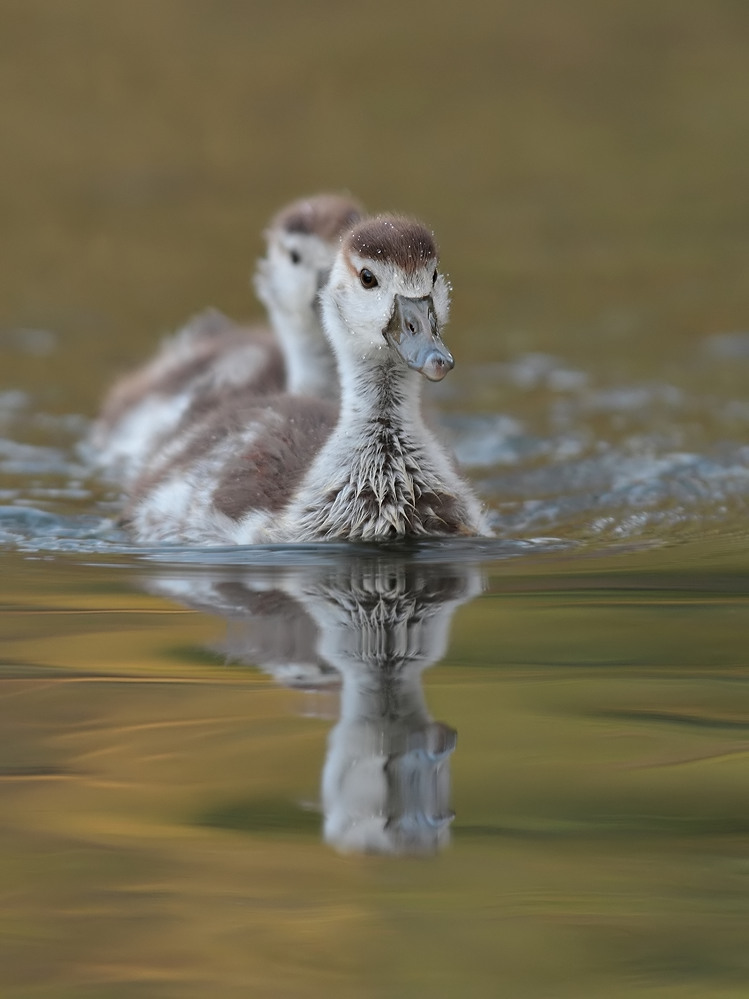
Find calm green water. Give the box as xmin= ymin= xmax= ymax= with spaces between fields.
xmin=1 ymin=2 xmax=749 ymax=996
xmin=1 ymin=544 xmax=749 ymax=997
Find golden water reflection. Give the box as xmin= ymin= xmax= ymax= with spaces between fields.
xmin=144 ymin=555 xmax=483 ymax=855
xmin=2 ymin=546 xmax=749 ymax=996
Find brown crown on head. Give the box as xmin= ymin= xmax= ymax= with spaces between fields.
xmin=271 ymin=193 xmax=364 ymax=242
xmin=344 ymin=215 xmax=439 ymax=274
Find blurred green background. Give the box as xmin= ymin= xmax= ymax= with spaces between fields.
xmin=2 ymin=0 xmax=748 ymax=413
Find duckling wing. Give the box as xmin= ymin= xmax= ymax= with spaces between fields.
xmin=123 ymin=394 xmax=337 ymax=544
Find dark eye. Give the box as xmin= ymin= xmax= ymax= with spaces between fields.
xmin=359 ymin=268 xmax=378 ymax=289
xmin=289 ymin=249 xmax=301 ymax=265
xmin=432 ymin=269 xmax=438 ymax=285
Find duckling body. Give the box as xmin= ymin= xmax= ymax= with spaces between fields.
xmin=124 ymin=215 xmax=491 ymax=544
xmin=92 ymin=193 xmax=362 ymax=482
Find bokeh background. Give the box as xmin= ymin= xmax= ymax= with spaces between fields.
xmin=3 ymin=0 xmax=748 ymax=415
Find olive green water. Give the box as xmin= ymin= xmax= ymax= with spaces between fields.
xmin=2 ymin=2 xmax=749 ymax=996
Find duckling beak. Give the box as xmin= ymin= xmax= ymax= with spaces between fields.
xmin=384 ymin=295 xmax=455 ymax=382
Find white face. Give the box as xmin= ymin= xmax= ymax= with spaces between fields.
xmin=254 ymin=227 xmax=340 ymax=322
xmin=322 ymin=248 xmax=451 ymax=350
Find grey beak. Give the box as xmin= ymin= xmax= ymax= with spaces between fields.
xmin=384 ymin=295 xmax=454 ymax=382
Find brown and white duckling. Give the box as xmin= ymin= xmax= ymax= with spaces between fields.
xmin=91 ymin=193 xmax=363 ymax=482
xmin=124 ymin=215 xmax=491 ymax=544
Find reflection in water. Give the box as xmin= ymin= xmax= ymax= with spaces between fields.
xmin=145 ymin=554 xmax=483 ymax=854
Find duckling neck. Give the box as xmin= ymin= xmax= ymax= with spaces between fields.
xmin=267 ymin=302 xmax=337 ymax=397
xmin=338 ymin=354 xmax=425 ymax=433
xmin=279 ymin=355 xmax=464 ymax=541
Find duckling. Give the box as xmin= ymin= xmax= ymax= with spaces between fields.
xmin=124 ymin=214 xmax=491 ymax=544
xmin=254 ymin=193 xmax=364 ymax=397
xmin=91 ymin=193 xmax=363 ymax=482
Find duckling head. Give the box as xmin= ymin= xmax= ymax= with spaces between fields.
xmin=321 ymin=214 xmax=454 ymax=382
xmin=254 ymin=192 xmax=364 ymax=324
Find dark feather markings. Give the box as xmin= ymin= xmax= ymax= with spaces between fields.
xmin=166 ymin=336 xmax=286 ymax=436
xmin=126 ymin=394 xmax=337 ymax=523
xmin=344 ymin=216 xmax=438 ymax=275
xmin=212 ymin=396 xmax=338 ymax=518
xmin=272 ymin=193 xmax=364 ymax=242
xmin=116 ymin=333 xmax=286 ymax=493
